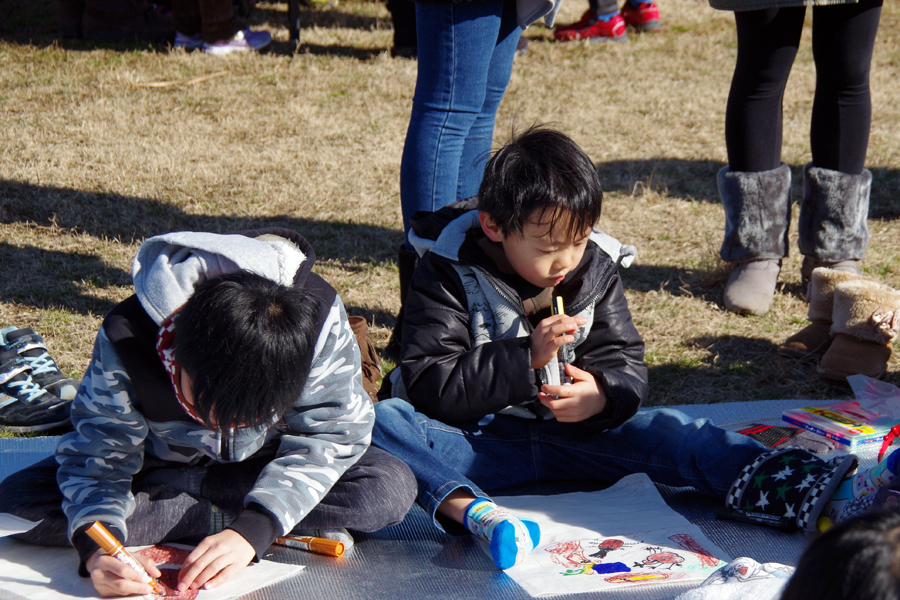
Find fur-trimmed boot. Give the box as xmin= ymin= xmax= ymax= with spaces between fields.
xmin=725 ymin=448 xmax=857 ymax=532
xmin=719 ymin=165 xmax=792 ymax=316
xmin=383 ymin=245 xmax=419 ymax=363
xmin=798 ymin=163 xmax=871 ymax=290
xmin=800 ymin=257 xmax=860 ymax=293
xmin=778 ymin=267 xmax=868 ymax=359
xmin=818 ymin=279 xmax=900 ymax=382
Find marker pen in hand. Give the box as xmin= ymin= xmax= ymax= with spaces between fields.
xmin=551 ymin=296 xmax=574 ymax=385
xmin=85 ymin=521 xmax=167 ymax=595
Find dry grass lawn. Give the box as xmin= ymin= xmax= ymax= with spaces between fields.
xmin=1 ymin=0 xmax=899 ymax=433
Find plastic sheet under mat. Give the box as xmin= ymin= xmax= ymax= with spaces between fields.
xmin=0 ymin=399 xmax=879 ymax=600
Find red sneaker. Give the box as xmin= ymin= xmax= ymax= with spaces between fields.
xmin=554 ymin=10 xmax=627 ymax=42
xmin=621 ymin=1 xmax=662 ymax=32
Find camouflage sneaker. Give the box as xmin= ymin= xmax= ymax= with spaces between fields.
xmin=0 ymin=346 xmax=72 ymax=433
xmin=1 ymin=327 xmax=80 ymax=400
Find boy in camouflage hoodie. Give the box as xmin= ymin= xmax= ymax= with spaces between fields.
xmin=0 ymin=228 xmax=415 ymax=596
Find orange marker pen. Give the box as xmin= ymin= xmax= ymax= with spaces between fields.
xmin=274 ymin=535 xmax=344 ymax=557
xmin=85 ymin=521 xmax=167 ymax=595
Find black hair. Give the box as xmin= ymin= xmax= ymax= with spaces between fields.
xmin=477 ymin=126 xmax=603 ymax=240
xmin=781 ymin=509 xmax=900 ymax=600
xmin=174 ymin=270 xmax=318 ymax=430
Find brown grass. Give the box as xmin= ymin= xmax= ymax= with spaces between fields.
xmin=1 ymin=0 xmax=899 ymax=427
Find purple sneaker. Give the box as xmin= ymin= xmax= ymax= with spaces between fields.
xmin=175 ymin=31 xmax=203 ymax=49
xmin=203 ymin=29 xmax=272 ymax=55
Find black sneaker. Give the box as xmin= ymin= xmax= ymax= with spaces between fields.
xmin=1 ymin=327 xmax=80 ymax=400
xmin=0 ymin=348 xmax=72 ymax=433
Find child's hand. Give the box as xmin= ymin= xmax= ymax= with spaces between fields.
xmin=538 ymin=364 xmax=607 ymax=423
xmin=177 ymin=530 xmax=255 ymax=592
xmin=86 ymin=548 xmax=162 ymax=597
xmin=530 ymin=314 xmax=587 ymax=369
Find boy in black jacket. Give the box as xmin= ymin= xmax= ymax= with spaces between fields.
xmin=372 ymin=127 xmax=898 ymax=571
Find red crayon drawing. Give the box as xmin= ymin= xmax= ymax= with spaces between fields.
xmin=635 ymin=547 xmax=684 ymax=570
xmin=668 ymin=533 xmax=720 ymax=568
xmin=135 ymin=545 xmax=198 ymax=600
xmin=545 ymin=540 xmax=588 ymax=569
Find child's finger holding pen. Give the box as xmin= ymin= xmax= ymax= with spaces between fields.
xmin=89 ymin=552 xmax=161 ymax=597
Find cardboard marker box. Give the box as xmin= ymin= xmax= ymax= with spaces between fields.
xmin=782 ymin=401 xmax=900 ymax=450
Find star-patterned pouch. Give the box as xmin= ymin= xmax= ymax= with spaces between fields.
xmin=725 ymin=448 xmax=858 ymax=532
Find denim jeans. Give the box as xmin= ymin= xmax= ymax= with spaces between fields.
xmin=399 ymin=0 xmax=521 ymax=247
xmin=372 ymin=399 xmax=767 ymax=534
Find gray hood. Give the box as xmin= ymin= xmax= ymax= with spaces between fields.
xmin=132 ymin=231 xmax=307 ymax=325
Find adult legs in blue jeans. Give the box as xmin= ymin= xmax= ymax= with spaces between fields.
xmin=372 ymin=399 xmax=767 ymax=534
xmin=399 ymin=0 xmax=521 ymax=248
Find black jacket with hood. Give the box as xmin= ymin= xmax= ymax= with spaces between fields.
xmin=392 ymin=201 xmax=648 ymax=429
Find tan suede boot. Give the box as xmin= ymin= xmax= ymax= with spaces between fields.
xmin=723 ymin=259 xmax=781 ymax=316
xmin=778 ymin=268 xmax=867 ymax=359
xmin=818 ymin=279 xmax=900 ymax=382
xmin=800 ymin=256 xmax=861 ymax=295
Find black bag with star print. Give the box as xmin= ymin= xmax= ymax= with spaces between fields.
xmin=725 ymin=448 xmax=858 ymax=532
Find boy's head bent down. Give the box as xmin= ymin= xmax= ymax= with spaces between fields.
xmin=477 ymin=126 xmax=604 ymax=288
xmin=174 ymin=270 xmax=318 ymax=430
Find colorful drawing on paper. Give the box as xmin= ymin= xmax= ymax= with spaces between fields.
xmin=540 ymin=532 xmax=725 ymax=591
xmin=135 ymin=545 xmax=198 ymax=600
xmin=494 ymin=474 xmax=733 ymax=596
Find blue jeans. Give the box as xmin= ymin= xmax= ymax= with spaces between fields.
xmin=372 ymin=399 xmax=767 ymax=534
xmin=399 ymin=0 xmax=521 ymax=247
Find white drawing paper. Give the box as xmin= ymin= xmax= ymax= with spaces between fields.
xmin=0 ymin=514 xmax=41 ymax=537
xmin=495 ymin=473 xmax=731 ymax=596
xmin=0 ymin=539 xmax=303 ymax=600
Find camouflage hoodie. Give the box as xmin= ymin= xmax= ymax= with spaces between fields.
xmin=55 ymin=229 xmax=374 ymax=561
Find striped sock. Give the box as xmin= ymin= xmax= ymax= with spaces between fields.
xmin=828 ymin=448 xmax=900 ymax=522
xmin=464 ymin=499 xmax=540 ymax=569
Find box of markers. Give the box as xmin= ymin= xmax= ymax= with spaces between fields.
xmin=782 ymin=400 xmax=900 ymax=450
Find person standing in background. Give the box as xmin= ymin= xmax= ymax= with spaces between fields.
xmin=389 ymin=0 xmax=525 ymax=358
xmin=711 ymin=0 xmax=882 ymax=316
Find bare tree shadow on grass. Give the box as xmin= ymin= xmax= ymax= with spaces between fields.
xmin=646 ymin=334 xmax=858 ymax=406
xmin=597 ymin=159 xmax=725 ymax=201
xmin=293 ymin=43 xmax=384 ymax=59
xmin=252 ymin=4 xmax=392 ymax=59
xmin=0 ymin=243 xmax=129 ymax=316
xmin=0 ymin=0 xmax=391 ymax=58
xmin=597 ymin=159 xmax=900 ymax=220
xmin=282 ymin=6 xmax=387 ymax=31
xmin=621 ymin=264 xmax=728 ymax=305
xmin=0 ymin=179 xmax=403 ymax=316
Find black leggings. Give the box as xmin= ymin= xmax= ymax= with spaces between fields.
xmin=725 ymin=0 xmax=882 ymax=174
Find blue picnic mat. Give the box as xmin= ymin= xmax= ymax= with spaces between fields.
xmin=0 ymin=400 xmax=877 ymax=600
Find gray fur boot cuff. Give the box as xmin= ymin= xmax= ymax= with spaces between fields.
xmin=719 ymin=164 xmax=792 ymax=263
xmin=798 ymin=163 xmax=871 ymax=262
